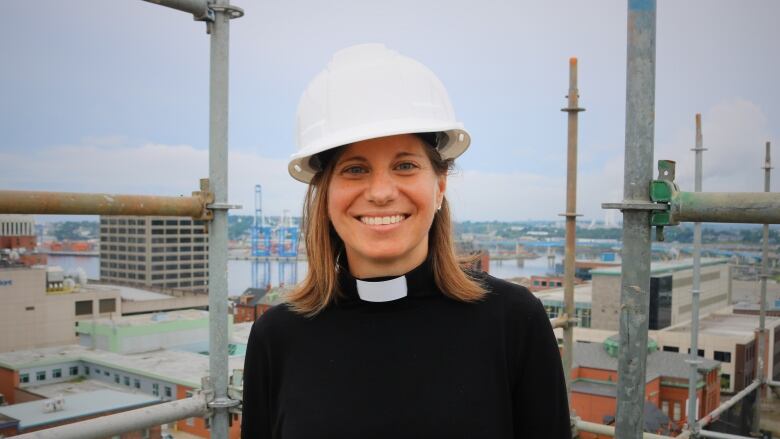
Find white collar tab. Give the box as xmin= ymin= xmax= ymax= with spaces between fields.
xmin=355 ymin=276 xmax=408 ymax=302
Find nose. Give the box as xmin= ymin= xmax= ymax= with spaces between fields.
xmin=364 ymin=169 xmax=398 ymax=205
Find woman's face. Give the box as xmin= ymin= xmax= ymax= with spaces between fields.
xmin=327 ymin=134 xmax=446 ymax=278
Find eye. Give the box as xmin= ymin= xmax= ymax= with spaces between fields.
xmin=395 ymin=161 xmax=419 ymax=171
xmin=341 ymin=165 xmax=367 ymax=175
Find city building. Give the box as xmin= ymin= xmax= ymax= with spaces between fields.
xmin=654 ymin=310 xmax=780 ymax=394
xmin=234 ymin=286 xmax=288 ymax=323
xmin=0 ymin=314 xmax=250 ymax=439
xmin=0 ymin=215 xmax=47 ymax=267
xmin=536 ymin=283 xmax=593 ymax=328
xmin=99 ymin=216 xmax=209 ymax=293
xmin=0 ymin=265 xmax=121 ymax=353
xmin=590 ymin=258 xmax=731 ymax=331
xmin=529 ymin=274 xmax=585 ymax=292
xmin=0 ymin=389 xmax=162 ymax=438
xmin=571 ymin=337 xmax=721 ymax=437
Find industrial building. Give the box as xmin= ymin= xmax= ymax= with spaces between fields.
xmin=654 ymin=311 xmax=780 ymax=394
xmin=590 ymin=258 xmax=731 ymax=331
xmin=0 ymin=312 xmax=249 ymax=439
xmin=99 ymin=216 xmax=209 ymax=293
xmin=571 ymin=337 xmax=721 ymax=437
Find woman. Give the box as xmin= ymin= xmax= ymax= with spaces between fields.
xmin=241 ymin=44 xmax=570 ymax=438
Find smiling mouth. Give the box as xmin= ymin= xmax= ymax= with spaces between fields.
xmin=358 ymin=214 xmax=408 ymax=226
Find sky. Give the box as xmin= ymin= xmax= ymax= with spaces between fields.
xmin=1 ymin=1 xmax=778 ymax=222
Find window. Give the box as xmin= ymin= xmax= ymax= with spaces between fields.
xmin=104 ymin=370 xmax=110 ymax=376
xmin=663 ymin=346 xmax=679 ymax=353
xmin=115 ymin=374 xmax=120 ymax=384
xmin=75 ymin=300 xmax=93 ymax=316
xmin=124 ymin=376 xmax=130 ymax=386
xmin=134 ymin=378 xmax=141 ymax=389
xmin=52 ymin=368 xmax=62 ymax=378
xmin=714 ymin=350 xmax=732 ymax=363
xmin=673 ymin=402 xmax=681 ymax=421
xmin=99 ymin=298 xmax=116 ymax=313
xmin=721 ymin=374 xmax=731 ymax=390
xmin=36 ymin=371 xmax=46 ymax=381
xmin=70 ymin=366 xmax=79 ymax=376
xmin=661 ymin=400 xmax=669 ymax=417
xmin=687 ymin=348 xmax=705 ymax=357
xmin=20 ymin=373 xmax=29 ymax=383
xmin=85 ymin=366 xmax=90 ymax=375
xmin=153 ymin=383 xmax=159 ymax=396
xmin=165 ymin=386 xmax=172 ymax=398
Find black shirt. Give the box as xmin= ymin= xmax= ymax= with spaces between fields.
xmin=241 ymin=260 xmax=570 ymax=438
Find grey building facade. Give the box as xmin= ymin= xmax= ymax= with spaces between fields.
xmin=99 ymin=216 xmax=208 ymax=293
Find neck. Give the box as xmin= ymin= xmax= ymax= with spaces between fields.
xmin=345 ymin=246 xmax=428 ymax=279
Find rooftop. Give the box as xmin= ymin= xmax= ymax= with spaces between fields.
xmin=534 ymin=282 xmax=593 ymax=305
xmin=573 ymin=341 xmax=720 ymax=382
xmin=661 ymin=310 xmax=780 ymax=338
xmin=0 ymin=344 xmax=245 ymax=389
xmin=0 ymin=389 xmax=160 ymax=430
xmin=88 ymin=283 xmax=173 ymax=302
xmin=590 ymin=257 xmax=729 ymax=276
xmin=78 ymin=308 xmax=209 ymax=327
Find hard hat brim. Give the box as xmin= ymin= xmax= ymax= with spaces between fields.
xmin=288 ymin=125 xmax=470 ymax=184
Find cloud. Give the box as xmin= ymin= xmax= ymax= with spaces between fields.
xmin=656 ymin=99 xmax=775 ymax=193
xmin=0 ymin=140 xmax=306 ymax=219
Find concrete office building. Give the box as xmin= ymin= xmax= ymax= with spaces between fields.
xmin=99 ymin=216 xmax=209 ymax=293
xmin=0 ymin=266 xmax=122 ymax=353
xmin=591 ymin=258 xmax=730 ymax=331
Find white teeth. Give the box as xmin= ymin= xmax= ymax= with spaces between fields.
xmin=360 ymin=215 xmax=405 ymax=225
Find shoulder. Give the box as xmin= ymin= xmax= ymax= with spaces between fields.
xmin=248 ymin=303 xmax=304 ymax=346
xmin=476 ymin=272 xmax=546 ymax=318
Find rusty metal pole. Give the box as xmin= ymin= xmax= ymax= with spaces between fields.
xmin=615 ymin=0 xmax=657 ymax=437
xmin=560 ymin=57 xmax=585 ymax=404
xmin=752 ymin=141 xmax=772 ymax=436
xmin=0 ymin=189 xmax=211 ymax=219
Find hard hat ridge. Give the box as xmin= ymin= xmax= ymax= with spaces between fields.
xmin=289 ymin=43 xmax=471 ymax=183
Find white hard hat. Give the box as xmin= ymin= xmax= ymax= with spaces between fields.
xmin=289 ymin=43 xmax=471 ymax=183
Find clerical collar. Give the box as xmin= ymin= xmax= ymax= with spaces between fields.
xmin=337 ymin=258 xmax=439 ymax=303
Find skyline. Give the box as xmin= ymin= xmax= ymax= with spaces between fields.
xmin=1 ymin=1 xmax=778 ymax=221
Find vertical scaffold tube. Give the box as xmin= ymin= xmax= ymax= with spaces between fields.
xmin=208 ymin=1 xmax=231 ymax=438
xmin=615 ymin=1 xmax=656 ymax=438
xmin=561 ymin=57 xmax=584 ymax=403
xmin=687 ymin=113 xmax=705 ymax=435
xmin=753 ymin=141 xmax=772 ymax=435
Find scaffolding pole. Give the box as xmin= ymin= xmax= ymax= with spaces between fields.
xmin=686 ymin=113 xmax=705 ymax=435
xmin=560 ymin=56 xmax=585 ymax=404
xmin=752 ymin=141 xmax=772 ymax=436
xmin=12 ymin=394 xmax=208 ymax=439
xmin=0 ymin=189 xmax=211 ymax=219
xmin=698 ymin=379 xmax=761 ymax=430
xmin=205 ymin=0 xmax=239 ymax=437
xmin=614 ymin=0 xmax=657 ymax=437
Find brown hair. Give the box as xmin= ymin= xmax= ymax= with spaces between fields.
xmin=285 ymin=138 xmax=487 ymax=316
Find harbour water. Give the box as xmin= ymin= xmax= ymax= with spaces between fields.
xmin=47 ymin=253 xmax=560 ymax=297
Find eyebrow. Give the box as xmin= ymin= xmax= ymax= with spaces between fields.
xmin=336 ymin=151 xmax=423 ymax=166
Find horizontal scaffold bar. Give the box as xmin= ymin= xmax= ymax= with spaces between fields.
xmin=0 ymin=187 xmax=213 ymax=219
xmin=673 ymin=192 xmax=780 ymax=224
xmin=13 ymin=394 xmax=208 ymax=439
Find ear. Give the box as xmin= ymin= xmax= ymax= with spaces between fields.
xmin=436 ymin=174 xmax=447 ymax=207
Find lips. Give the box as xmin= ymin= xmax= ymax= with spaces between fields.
xmin=358 ymin=214 xmax=408 ymax=225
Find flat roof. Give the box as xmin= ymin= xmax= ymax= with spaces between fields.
xmin=662 ymin=311 xmax=780 ymax=337
xmin=79 ymin=308 xmax=209 ymax=327
xmin=87 ymin=283 xmax=173 ymax=302
xmin=571 ymin=378 xmax=617 ymax=397
xmin=591 ymin=258 xmax=729 ymax=276
xmin=23 ymin=378 xmax=133 ymax=398
xmin=0 ymin=389 xmax=159 ymax=430
xmin=0 ymin=344 xmax=245 ymax=389
xmin=534 ymin=283 xmax=593 ymax=305
xmin=232 ymin=322 xmax=254 ymax=345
